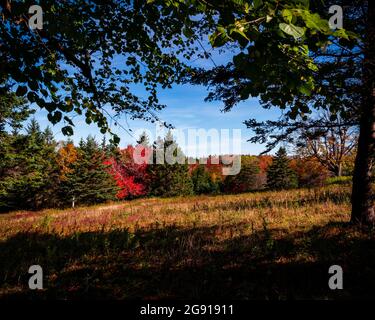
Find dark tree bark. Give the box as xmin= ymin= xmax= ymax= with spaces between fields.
xmin=351 ymin=1 xmax=375 ymax=224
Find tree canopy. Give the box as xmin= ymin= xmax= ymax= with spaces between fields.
xmin=0 ymin=0 xmax=199 ymax=142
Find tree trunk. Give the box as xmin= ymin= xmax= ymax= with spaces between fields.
xmin=351 ymin=0 xmax=375 ymax=225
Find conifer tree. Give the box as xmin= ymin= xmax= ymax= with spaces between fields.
xmin=1 ymin=119 xmax=60 ymax=210
xmin=137 ymin=131 xmax=150 ymax=146
xmin=266 ymin=147 xmax=298 ymax=190
xmin=62 ymin=136 xmax=117 ymax=206
xmin=191 ymin=165 xmax=219 ymax=195
xmin=148 ymin=131 xmax=193 ymax=197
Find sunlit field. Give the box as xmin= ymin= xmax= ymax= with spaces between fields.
xmin=1 ymin=185 xmax=374 ymax=300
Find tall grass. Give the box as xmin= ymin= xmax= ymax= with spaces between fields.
xmin=1 ymin=185 xmax=374 ymax=299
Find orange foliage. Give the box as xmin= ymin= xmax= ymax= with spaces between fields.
xmin=57 ymin=142 xmax=78 ymax=181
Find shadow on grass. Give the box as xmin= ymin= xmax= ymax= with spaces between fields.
xmin=1 ymin=221 xmax=374 ymax=300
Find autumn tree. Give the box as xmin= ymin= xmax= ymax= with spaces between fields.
xmin=105 ymin=145 xmax=150 ymax=199
xmin=290 ymin=156 xmax=330 ymax=187
xmin=295 ymin=112 xmax=357 ymax=177
xmin=56 ymin=139 xmax=78 ymax=182
xmin=223 ymin=156 xmax=261 ymax=193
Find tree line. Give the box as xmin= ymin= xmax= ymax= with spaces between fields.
xmin=0 ymin=109 xmax=357 ymax=212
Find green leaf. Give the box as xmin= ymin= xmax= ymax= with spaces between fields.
xmin=61 ymin=126 xmax=74 ymax=136
xmin=253 ymin=0 xmax=263 ymax=9
xmin=333 ymin=29 xmax=349 ymax=40
xmin=111 ymin=134 xmax=120 ymax=145
xmin=279 ymin=23 xmax=305 ymax=39
xmin=182 ymin=27 xmax=194 ymax=38
xmin=28 ymin=80 xmax=39 ymax=91
xmin=47 ymin=111 xmax=62 ymax=124
xmin=230 ymin=26 xmax=249 ymax=41
xmin=63 ymin=116 xmax=74 ymax=126
xmin=282 ymin=9 xmax=293 ymax=23
xmin=209 ymin=27 xmax=229 ymax=47
xmin=302 ymin=12 xmax=330 ymax=33
xmin=299 ymin=83 xmax=312 ymax=96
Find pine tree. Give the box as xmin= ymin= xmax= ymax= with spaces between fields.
xmin=137 ymin=131 xmax=150 ymax=146
xmin=0 ymin=119 xmax=60 ymax=211
xmin=148 ymin=131 xmax=193 ymax=197
xmin=62 ymin=136 xmax=117 ymax=206
xmin=191 ymin=165 xmax=219 ymax=195
xmin=266 ymin=147 xmax=298 ymax=190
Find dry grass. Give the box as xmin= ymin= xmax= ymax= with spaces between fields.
xmin=1 ymin=185 xmax=374 ymax=299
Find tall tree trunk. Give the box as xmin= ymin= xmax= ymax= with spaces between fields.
xmin=351 ymin=0 xmax=375 ymax=224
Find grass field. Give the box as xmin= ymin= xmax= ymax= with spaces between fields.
xmin=1 ymin=185 xmax=374 ymax=299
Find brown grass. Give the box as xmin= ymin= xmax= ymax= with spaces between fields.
xmin=0 ymin=185 xmax=374 ymax=299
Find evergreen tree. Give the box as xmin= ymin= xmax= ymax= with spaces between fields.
xmin=191 ymin=165 xmax=219 ymax=195
xmin=62 ymin=136 xmax=117 ymax=206
xmin=0 ymin=88 xmax=33 ymax=136
xmin=266 ymin=148 xmax=298 ymax=190
xmin=1 ymin=119 xmax=60 ymax=211
xmin=137 ymin=131 xmax=150 ymax=146
xmin=101 ymin=135 xmax=120 ymax=159
xmin=148 ymin=131 xmax=193 ymax=197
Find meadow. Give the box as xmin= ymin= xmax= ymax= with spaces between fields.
xmin=1 ymin=184 xmax=374 ymax=300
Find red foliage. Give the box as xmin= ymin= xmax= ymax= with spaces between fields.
xmin=104 ymin=145 xmax=151 ymax=199
xmin=290 ymin=157 xmax=330 ymax=187
xmin=258 ymin=155 xmax=273 ymax=173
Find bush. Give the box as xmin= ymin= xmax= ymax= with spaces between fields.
xmin=325 ymin=176 xmax=352 ymax=185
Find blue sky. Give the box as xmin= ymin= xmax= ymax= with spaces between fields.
xmin=33 ymin=83 xmax=283 ymax=156
xmin=32 ymin=44 xmax=284 ymax=156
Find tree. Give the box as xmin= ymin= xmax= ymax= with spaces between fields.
xmin=0 ymin=0 xmax=196 ymax=141
xmin=171 ymin=0 xmax=373 ymax=224
xmin=1 ymin=119 xmax=60 ymax=211
xmin=191 ymin=164 xmax=219 ymax=194
xmin=223 ymin=156 xmax=261 ymax=193
xmin=137 ymin=131 xmax=151 ymax=146
xmin=290 ymin=156 xmax=330 ymax=187
xmin=62 ymin=136 xmax=117 ymax=206
xmin=351 ymin=0 xmax=375 ymax=224
xmin=148 ymin=131 xmax=193 ymax=197
xmin=296 ymin=112 xmax=357 ymax=177
xmin=105 ymin=145 xmax=149 ymax=199
xmin=56 ymin=139 xmax=78 ymax=182
xmin=0 ymin=87 xmax=33 ymax=135
xmin=267 ymin=148 xmax=298 ymax=190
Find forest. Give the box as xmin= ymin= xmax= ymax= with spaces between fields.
xmin=0 ymin=0 xmax=374 ymax=303
xmin=1 ymin=112 xmax=357 ymax=212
